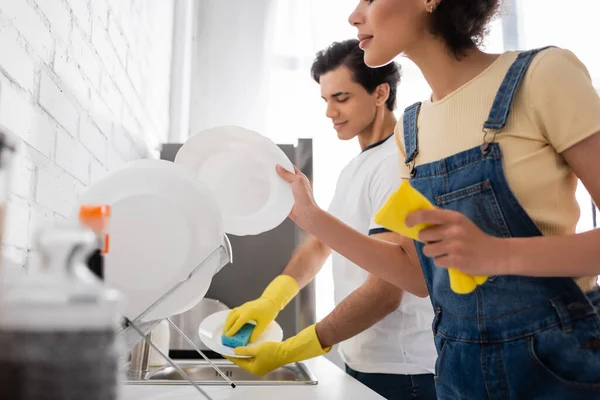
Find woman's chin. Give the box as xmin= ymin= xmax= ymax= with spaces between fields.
xmin=363 ymin=49 xmax=397 ymax=68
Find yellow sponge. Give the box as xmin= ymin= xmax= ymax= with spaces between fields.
xmin=374 ymin=180 xmax=435 ymax=241
xmin=374 ymin=181 xmax=487 ymax=294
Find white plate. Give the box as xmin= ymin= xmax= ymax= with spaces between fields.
xmin=174 ymin=126 xmax=294 ymax=236
xmin=78 ymin=159 xmax=224 ymax=321
xmin=198 ymin=310 xmax=283 ymax=358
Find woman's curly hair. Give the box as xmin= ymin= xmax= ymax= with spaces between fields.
xmin=429 ymin=0 xmax=501 ymax=58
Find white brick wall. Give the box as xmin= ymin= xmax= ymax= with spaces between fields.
xmin=0 ymin=0 xmax=174 ymax=265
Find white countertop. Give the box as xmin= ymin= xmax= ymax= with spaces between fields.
xmin=120 ymin=357 xmax=385 ymax=400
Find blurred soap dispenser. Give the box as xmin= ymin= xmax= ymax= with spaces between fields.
xmin=0 ymin=224 xmax=123 ymax=400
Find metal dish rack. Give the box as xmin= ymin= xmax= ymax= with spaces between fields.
xmin=119 ymin=235 xmax=235 ymax=399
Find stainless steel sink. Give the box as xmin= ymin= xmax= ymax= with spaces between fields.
xmin=126 ymin=360 xmax=317 ymax=386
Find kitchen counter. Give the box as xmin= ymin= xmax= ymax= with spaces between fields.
xmin=121 ymin=357 xmax=385 ymax=400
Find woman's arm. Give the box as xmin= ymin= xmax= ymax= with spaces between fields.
xmin=305 ymin=209 xmax=427 ymax=296
xmin=407 ymin=131 xmax=600 ymax=278
xmin=501 ymin=130 xmax=600 ymax=277
xmin=276 ymin=166 xmax=428 ymax=297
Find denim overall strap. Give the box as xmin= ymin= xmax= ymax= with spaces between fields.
xmin=483 ymin=46 xmax=555 ymax=130
xmin=402 ymin=102 xmax=422 ymax=168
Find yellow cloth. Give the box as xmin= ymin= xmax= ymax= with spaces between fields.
xmin=394 ymin=48 xmax=600 ymax=292
xmin=224 ymin=275 xmax=299 ymax=343
xmin=226 ymin=324 xmax=330 ymax=376
xmin=375 ymin=181 xmax=487 ymax=294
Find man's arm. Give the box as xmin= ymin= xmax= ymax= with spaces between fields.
xmin=224 ymin=236 xmax=331 ymax=341
xmin=282 ymin=236 xmax=331 ymax=289
xmin=316 ymin=274 xmax=402 ymax=348
xmin=315 ymin=231 xmax=404 ymax=348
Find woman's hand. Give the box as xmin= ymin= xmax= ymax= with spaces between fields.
xmin=406 ymin=208 xmax=508 ymax=276
xmin=276 ymin=165 xmax=321 ymax=231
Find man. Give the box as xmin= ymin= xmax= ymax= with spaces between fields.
xmin=225 ymin=39 xmax=437 ymax=400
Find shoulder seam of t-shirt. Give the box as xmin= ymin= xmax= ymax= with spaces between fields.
xmin=522 ymin=47 xmax=561 ymax=120
xmin=368 ymin=227 xmax=391 ymax=236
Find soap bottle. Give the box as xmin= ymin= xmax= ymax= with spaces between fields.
xmin=0 ymin=224 xmax=123 ymax=400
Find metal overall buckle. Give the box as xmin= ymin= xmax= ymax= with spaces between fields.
xmin=407 ymin=151 xmax=419 ymax=177
xmin=480 ymin=128 xmax=499 ymax=155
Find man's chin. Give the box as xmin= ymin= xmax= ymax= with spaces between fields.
xmin=336 ymin=130 xmax=356 ymax=141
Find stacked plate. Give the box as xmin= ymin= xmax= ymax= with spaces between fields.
xmin=78 ymin=159 xmax=224 ymax=321
xmin=76 ymin=126 xmax=295 ymax=325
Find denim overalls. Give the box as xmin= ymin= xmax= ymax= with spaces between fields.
xmin=403 ymin=47 xmax=600 ymax=399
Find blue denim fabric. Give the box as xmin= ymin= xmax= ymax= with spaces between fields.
xmin=345 ymin=364 xmax=437 ymax=400
xmin=402 ymin=47 xmax=600 ymax=399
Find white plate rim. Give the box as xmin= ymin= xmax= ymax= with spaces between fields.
xmin=174 ymin=126 xmax=294 ymax=236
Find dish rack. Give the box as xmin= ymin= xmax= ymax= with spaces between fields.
xmin=119 ymin=235 xmax=235 ymax=399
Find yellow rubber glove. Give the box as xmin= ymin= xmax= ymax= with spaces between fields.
xmin=374 ymin=180 xmax=488 ymax=294
xmin=223 ymin=275 xmax=299 ymax=343
xmin=225 ymin=324 xmax=331 ymax=376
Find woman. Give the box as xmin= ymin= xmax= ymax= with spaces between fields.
xmin=276 ymin=0 xmax=600 ymax=398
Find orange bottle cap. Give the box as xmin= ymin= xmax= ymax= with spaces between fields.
xmin=79 ymin=205 xmax=111 ymax=233
xmin=79 ymin=205 xmax=111 ymax=219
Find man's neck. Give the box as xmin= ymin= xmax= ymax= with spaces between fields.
xmin=358 ymin=109 xmax=398 ymax=151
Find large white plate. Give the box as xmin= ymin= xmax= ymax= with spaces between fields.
xmin=198 ymin=310 xmax=283 ymax=358
xmin=78 ymin=159 xmax=224 ymax=321
xmin=174 ymin=126 xmax=294 ymax=236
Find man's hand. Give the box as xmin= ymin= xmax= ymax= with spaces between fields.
xmin=224 ymin=275 xmax=299 ymax=343
xmin=225 ymin=324 xmax=330 ymax=376
xmin=224 ymin=298 xmax=281 ymax=344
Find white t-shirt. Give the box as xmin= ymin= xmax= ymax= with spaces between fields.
xmin=327 ymin=134 xmax=437 ymax=375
